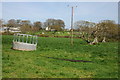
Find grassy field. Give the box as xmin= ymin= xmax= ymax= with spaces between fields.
xmin=26 ymin=31 xmax=83 ymax=38
xmin=2 ymin=35 xmax=118 ymax=78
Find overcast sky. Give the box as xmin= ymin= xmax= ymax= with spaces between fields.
xmin=2 ymin=2 xmax=118 ymax=28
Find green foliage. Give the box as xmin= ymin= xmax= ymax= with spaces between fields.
xmin=74 ymin=20 xmax=119 ymax=41
xmin=2 ymin=35 xmax=118 ymax=78
xmin=3 ymin=19 xmax=119 ymax=41
xmin=7 ymin=19 xmax=17 ymax=27
xmin=44 ymin=19 xmax=65 ymax=31
xmin=33 ymin=21 xmax=42 ymax=31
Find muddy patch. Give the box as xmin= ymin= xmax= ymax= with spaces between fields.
xmin=42 ymin=56 xmax=92 ymax=63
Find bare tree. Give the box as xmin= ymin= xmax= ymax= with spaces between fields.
xmin=95 ymin=20 xmax=117 ymax=42
xmin=0 ymin=19 xmax=3 ymax=27
xmin=74 ymin=20 xmax=96 ymax=42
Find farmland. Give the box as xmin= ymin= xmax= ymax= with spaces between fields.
xmin=2 ymin=35 xmax=118 ymax=78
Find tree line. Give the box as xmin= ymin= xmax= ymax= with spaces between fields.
xmin=0 ymin=19 xmax=119 ymax=41
xmin=74 ymin=20 xmax=119 ymax=42
xmin=0 ymin=19 xmax=65 ymax=33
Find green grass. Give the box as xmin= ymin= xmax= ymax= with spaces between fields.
xmin=2 ymin=35 xmax=118 ymax=78
xmin=28 ymin=31 xmax=81 ymax=37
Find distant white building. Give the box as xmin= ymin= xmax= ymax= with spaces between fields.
xmin=42 ymin=32 xmax=44 ymax=34
xmin=45 ymin=27 xmax=51 ymax=31
xmin=9 ymin=27 xmax=21 ymax=33
xmin=45 ymin=27 xmax=56 ymax=31
xmin=0 ymin=27 xmax=21 ymax=33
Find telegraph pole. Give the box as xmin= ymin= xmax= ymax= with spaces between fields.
xmin=68 ymin=5 xmax=77 ymax=45
xmin=71 ymin=6 xmax=74 ymax=45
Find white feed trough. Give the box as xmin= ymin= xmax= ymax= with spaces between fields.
xmin=12 ymin=33 xmax=38 ymax=51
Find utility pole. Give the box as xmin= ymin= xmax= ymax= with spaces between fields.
xmin=68 ymin=5 xmax=77 ymax=45
xmin=71 ymin=6 xmax=74 ymax=45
